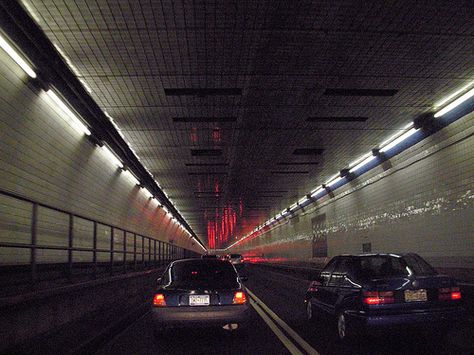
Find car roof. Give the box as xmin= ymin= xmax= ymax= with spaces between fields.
xmin=170 ymin=258 xmax=229 ymax=266
xmin=336 ymin=253 xmax=414 ymax=258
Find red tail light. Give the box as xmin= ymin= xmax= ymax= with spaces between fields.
xmin=363 ymin=291 xmax=394 ymax=305
xmin=233 ymin=291 xmax=247 ymax=305
xmin=308 ymin=281 xmax=320 ymax=292
xmin=438 ymin=287 xmax=461 ymax=301
xmin=153 ymin=293 xmax=167 ymax=307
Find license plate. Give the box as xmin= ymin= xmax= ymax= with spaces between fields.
xmin=189 ymin=295 xmax=210 ymax=306
xmin=404 ymin=289 xmax=427 ymax=302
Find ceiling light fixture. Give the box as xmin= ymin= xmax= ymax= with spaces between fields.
xmin=380 ymin=128 xmax=418 ymax=153
xmin=101 ymin=145 xmax=123 ymax=168
xmin=325 ymin=173 xmax=342 ymax=188
xmin=434 ymin=82 xmax=474 ymax=109
xmin=378 ymin=122 xmax=414 ymax=149
xmin=349 ymin=153 xmax=375 ymax=173
xmin=310 ymin=186 xmax=324 ymax=198
xmin=45 ymin=89 xmax=91 ymax=136
xmin=434 ymin=87 xmax=474 ymax=118
xmin=298 ymin=196 xmax=309 ymax=205
xmin=122 ymin=169 xmax=140 ymax=185
xmin=142 ymin=187 xmax=153 ymax=199
xmin=0 ymin=33 xmax=37 ymax=78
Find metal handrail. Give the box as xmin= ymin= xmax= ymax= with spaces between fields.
xmin=0 ymin=188 xmax=199 ymax=285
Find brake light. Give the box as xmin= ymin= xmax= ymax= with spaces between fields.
xmin=233 ymin=291 xmax=247 ymax=305
xmin=363 ymin=291 xmax=394 ymax=305
xmin=153 ymin=293 xmax=167 ymax=307
xmin=308 ymin=281 xmax=320 ymax=292
xmin=438 ymin=287 xmax=461 ymax=301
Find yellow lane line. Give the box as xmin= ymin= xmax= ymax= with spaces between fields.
xmin=249 ymin=298 xmax=304 ymax=355
xmin=246 ymin=288 xmax=320 ymax=355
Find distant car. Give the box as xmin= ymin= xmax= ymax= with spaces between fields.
xmin=201 ymin=254 xmax=218 ymax=259
xmin=152 ymin=259 xmax=250 ymax=331
xmin=227 ymin=253 xmax=245 ymax=272
xmin=305 ymin=253 xmax=465 ymax=342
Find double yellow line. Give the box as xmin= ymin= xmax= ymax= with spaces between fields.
xmin=246 ymin=288 xmax=320 ymax=355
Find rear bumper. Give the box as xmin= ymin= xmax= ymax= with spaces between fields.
xmin=348 ymin=306 xmax=466 ymax=328
xmin=151 ymin=304 xmax=251 ymax=327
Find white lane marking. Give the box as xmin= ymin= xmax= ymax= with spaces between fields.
xmin=249 ymin=298 xmax=304 ymax=355
xmin=246 ymin=288 xmax=320 ymax=355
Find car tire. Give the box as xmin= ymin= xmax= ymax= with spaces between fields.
xmin=336 ymin=311 xmax=355 ymax=343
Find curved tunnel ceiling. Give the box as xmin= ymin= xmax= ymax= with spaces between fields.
xmin=18 ymin=0 xmax=474 ymax=249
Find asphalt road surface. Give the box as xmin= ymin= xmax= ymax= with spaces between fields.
xmin=96 ymin=264 xmax=474 ymax=355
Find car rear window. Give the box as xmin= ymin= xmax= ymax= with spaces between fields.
xmin=354 ymin=256 xmax=408 ymax=280
xmin=201 ymin=254 xmax=218 ymax=258
xmin=170 ymin=261 xmax=239 ymax=289
xmin=402 ymin=254 xmax=437 ymax=275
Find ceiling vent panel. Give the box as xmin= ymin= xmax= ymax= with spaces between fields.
xmin=292 ymin=148 xmax=324 ymax=155
xmin=185 ymin=163 xmax=229 ymax=167
xmin=323 ymin=88 xmax=398 ymax=96
xmin=191 ymin=149 xmax=222 ymax=156
xmin=271 ymin=171 xmax=309 ymax=174
xmin=188 ymin=172 xmax=228 ymax=176
xmin=307 ymin=116 xmax=368 ymax=122
xmin=173 ymin=117 xmax=237 ymax=123
xmin=165 ymin=88 xmax=242 ymax=97
xmin=277 ymin=162 xmax=318 ymax=165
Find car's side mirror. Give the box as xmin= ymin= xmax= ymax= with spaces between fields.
xmin=240 ymin=276 xmax=248 ymax=282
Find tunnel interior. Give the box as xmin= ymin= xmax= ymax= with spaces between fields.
xmin=0 ymin=1 xmax=473 ymax=354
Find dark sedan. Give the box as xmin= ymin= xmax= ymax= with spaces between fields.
xmin=305 ymin=253 xmax=465 ymax=342
xmin=152 ymin=259 xmax=250 ymax=331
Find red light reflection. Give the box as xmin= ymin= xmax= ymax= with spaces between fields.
xmin=190 ymin=127 xmax=198 ymax=143
xmin=211 ymin=128 xmax=221 ymax=143
xmin=206 ymin=204 xmax=238 ymax=249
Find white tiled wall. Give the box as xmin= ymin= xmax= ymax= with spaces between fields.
xmin=0 ymin=51 xmax=201 ymax=264
xmin=235 ymin=110 xmax=474 ymax=274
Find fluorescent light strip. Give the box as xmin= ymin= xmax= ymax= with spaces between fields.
xmin=0 ymin=33 xmax=37 ymax=78
xmin=298 ymin=196 xmax=309 ymax=205
xmin=380 ymin=127 xmax=418 ymax=153
xmin=122 ymin=169 xmax=140 ymax=185
xmin=327 ymin=176 xmax=343 ymax=188
xmin=46 ymin=90 xmax=91 ymax=136
xmin=79 ymin=79 xmax=92 ymax=93
xmin=348 ymin=152 xmax=372 ymax=169
xmin=434 ymin=87 xmax=474 ymax=118
xmin=378 ymin=124 xmax=413 ymax=149
xmin=324 ymin=173 xmax=342 ymax=188
xmin=434 ymin=82 xmax=474 ymax=109
xmin=310 ymin=186 xmax=324 ymax=198
xmin=102 ymin=145 xmax=123 ymax=168
xmin=349 ymin=155 xmax=375 ymax=173
xmin=325 ymin=173 xmax=340 ymax=185
xmin=142 ymin=187 xmax=153 ymax=199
